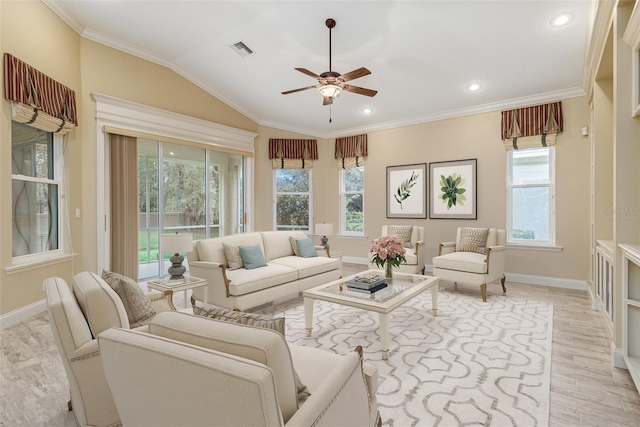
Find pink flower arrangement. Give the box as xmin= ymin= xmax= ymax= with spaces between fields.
xmin=369 ymin=235 xmax=406 ymax=269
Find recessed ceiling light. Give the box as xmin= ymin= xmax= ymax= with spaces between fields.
xmin=550 ymin=12 xmax=573 ymax=27
xmin=361 ymin=107 xmax=373 ymax=115
xmin=467 ymin=83 xmax=482 ymax=92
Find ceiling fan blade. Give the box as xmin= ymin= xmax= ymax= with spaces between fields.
xmin=295 ymin=68 xmax=321 ymax=79
xmin=344 ymin=85 xmax=378 ymax=97
xmin=322 ymin=96 xmax=333 ymax=106
xmin=281 ymin=85 xmax=318 ymax=95
xmin=339 ymin=67 xmax=371 ymax=82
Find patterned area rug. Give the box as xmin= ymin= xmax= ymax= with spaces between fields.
xmin=257 ymin=284 xmax=553 ymax=427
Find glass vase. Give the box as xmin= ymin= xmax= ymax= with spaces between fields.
xmin=385 ymin=262 xmax=394 ymax=284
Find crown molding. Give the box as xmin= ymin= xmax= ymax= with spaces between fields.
xmin=583 ymin=0 xmax=618 ymax=99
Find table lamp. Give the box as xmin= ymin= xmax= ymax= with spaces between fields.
xmin=161 ymin=232 xmax=193 ymax=280
xmin=315 ymin=223 xmax=334 ymax=247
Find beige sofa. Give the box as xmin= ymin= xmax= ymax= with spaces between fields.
xmin=99 ymin=311 xmax=381 ymax=427
xmin=188 ymin=230 xmax=342 ymax=311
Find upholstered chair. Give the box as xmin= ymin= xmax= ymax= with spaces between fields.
xmin=432 ymin=227 xmax=506 ymax=302
xmin=43 ymin=272 xmax=176 ymax=426
xmin=368 ymin=225 xmax=426 ymax=274
xmin=99 ymin=311 xmax=381 ymax=427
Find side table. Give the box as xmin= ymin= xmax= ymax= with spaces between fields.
xmin=146 ymin=276 xmax=208 ymax=309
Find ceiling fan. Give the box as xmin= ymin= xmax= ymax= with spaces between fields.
xmin=281 ymin=18 xmax=377 ymax=107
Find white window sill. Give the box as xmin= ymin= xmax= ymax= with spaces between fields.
xmin=4 ymin=253 xmax=77 ymax=275
xmin=336 ymin=234 xmax=369 ymax=240
xmin=506 ymin=244 xmax=563 ymax=252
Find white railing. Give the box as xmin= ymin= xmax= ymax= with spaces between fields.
xmin=595 ymin=240 xmax=615 ymax=326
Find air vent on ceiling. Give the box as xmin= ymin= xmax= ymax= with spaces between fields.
xmin=231 ymin=41 xmax=254 ymax=57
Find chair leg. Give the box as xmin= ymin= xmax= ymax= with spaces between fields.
xmin=501 ymin=275 xmax=506 ymax=294
xmin=67 ymin=399 xmax=72 ymax=411
xmin=480 ymin=283 xmax=487 ymax=302
xmin=421 ymin=266 xmax=425 ymax=275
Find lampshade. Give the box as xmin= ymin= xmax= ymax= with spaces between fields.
xmin=315 ymin=223 xmax=334 ymax=236
xmin=318 ymin=85 xmax=342 ymax=99
xmin=160 ymin=233 xmax=193 ymax=254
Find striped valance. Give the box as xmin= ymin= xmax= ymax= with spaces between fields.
xmin=269 ymin=138 xmax=318 ymax=169
xmin=335 ymin=134 xmax=367 ymax=168
xmin=501 ymin=102 xmax=562 ymax=150
xmin=4 ymin=54 xmax=78 ymax=134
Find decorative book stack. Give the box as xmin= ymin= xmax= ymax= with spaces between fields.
xmin=345 ymin=274 xmax=388 ymax=293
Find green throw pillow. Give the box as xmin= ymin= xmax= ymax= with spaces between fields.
xmin=238 ymin=244 xmax=267 ymax=269
xmin=295 ymin=238 xmax=318 ymax=258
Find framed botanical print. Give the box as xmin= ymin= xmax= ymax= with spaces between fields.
xmin=429 ymin=159 xmax=477 ymax=219
xmin=386 ymin=163 xmax=427 ymax=219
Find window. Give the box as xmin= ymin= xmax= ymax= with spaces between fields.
xmin=274 ymin=169 xmax=311 ymax=231
xmin=341 ymin=166 xmax=364 ymax=235
xmin=11 ymin=121 xmax=63 ymax=258
xmin=138 ymin=139 xmax=244 ymax=279
xmin=507 ymin=147 xmax=555 ymax=246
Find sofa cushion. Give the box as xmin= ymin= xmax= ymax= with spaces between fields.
xmin=432 ymin=251 xmax=488 ymax=274
xmin=239 ymin=245 xmax=267 ymax=270
xmin=195 ymin=232 xmax=263 ymax=264
xmin=148 ymin=311 xmax=301 ymax=423
xmin=73 ymin=271 xmax=129 ymax=336
xmin=295 ymin=239 xmax=318 ymax=258
xmin=289 ymin=236 xmax=301 ymax=256
xmin=388 ymin=225 xmax=413 ymax=248
xmin=457 ymin=227 xmax=489 ymax=254
xmin=101 ymin=270 xmax=156 ymax=328
xmin=222 ymin=243 xmax=244 ymax=270
xmin=269 ymin=256 xmax=340 ymax=279
xmin=226 ymin=264 xmax=299 ymax=296
xmin=261 ymin=230 xmax=307 ymax=262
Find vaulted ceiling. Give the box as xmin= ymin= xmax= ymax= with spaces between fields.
xmin=46 ymin=1 xmax=595 ymax=138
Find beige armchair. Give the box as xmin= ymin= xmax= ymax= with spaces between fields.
xmin=98 ymin=311 xmax=381 ymax=427
xmin=369 ymin=225 xmax=426 ymax=274
xmin=432 ymin=227 xmax=506 ymax=302
xmin=43 ymin=272 xmax=176 ymax=426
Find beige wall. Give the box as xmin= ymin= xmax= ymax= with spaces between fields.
xmin=1 ymin=0 xmax=82 ymax=314
xmin=254 ymin=97 xmax=592 ymax=281
xmin=0 ymin=1 xmax=258 ymax=315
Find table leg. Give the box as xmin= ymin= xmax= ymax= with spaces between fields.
xmin=379 ymin=313 xmax=390 ymax=360
xmin=202 ymin=287 xmax=209 ymax=308
xmin=183 ymin=290 xmax=189 ymax=309
xmin=431 ymin=282 xmax=439 ymax=316
xmin=304 ymin=297 xmax=314 ymax=337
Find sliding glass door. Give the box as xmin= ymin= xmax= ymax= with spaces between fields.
xmin=137 ymin=138 xmax=243 ymax=279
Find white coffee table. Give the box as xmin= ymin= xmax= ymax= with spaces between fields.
xmin=146 ymin=276 xmax=208 ymax=309
xmin=303 ymin=269 xmax=439 ymax=360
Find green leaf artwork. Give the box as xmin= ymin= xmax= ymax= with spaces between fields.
xmin=440 ymin=173 xmax=466 ymax=209
xmin=394 ymin=171 xmax=419 ymax=210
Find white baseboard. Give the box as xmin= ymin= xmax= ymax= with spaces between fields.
xmin=504 ymin=272 xmax=587 ymax=290
xmin=612 ymin=343 xmax=627 ymax=369
xmin=0 ymin=299 xmax=47 ymax=330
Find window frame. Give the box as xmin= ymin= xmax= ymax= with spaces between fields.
xmin=273 ymin=168 xmax=313 ymax=233
xmin=340 ymin=166 xmax=365 ymax=236
xmin=506 ymin=146 xmax=556 ymax=247
xmin=11 ymin=124 xmax=67 ymax=265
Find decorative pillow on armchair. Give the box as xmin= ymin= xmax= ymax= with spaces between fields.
xmin=388 ymin=225 xmax=413 ymax=248
xmin=101 ymin=270 xmax=157 ymax=327
xmin=457 ymin=227 xmax=489 ymax=254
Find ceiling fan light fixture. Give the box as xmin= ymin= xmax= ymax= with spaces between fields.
xmin=318 ymin=84 xmax=342 ymax=99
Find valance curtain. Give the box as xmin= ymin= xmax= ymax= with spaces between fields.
xmin=501 ymin=101 xmax=563 ymax=150
xmin=4 ymin=53 xmax=77 ymax=135
xmin=335 ymin=134 xmax=368 ymax=168
xmin=109 ymin=134 xmax=139 ymax=281
xmin=269 ymin=138 xmax=318 ymax=169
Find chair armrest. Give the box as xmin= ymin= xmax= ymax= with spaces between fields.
xmin=438 ymin=242 xmax=456 ymax=256
xmin=315 ymin=245 xmax=331 ymax=257
xmin=485 ymin=246 xmax=506 ymax=279
xmin=69 ymin=338 xmax=100 ymax=362
xmin=146 ymin=290 xmax=176 ymax=313
xmin=286 ymin=347 xmax=375 ymax=427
